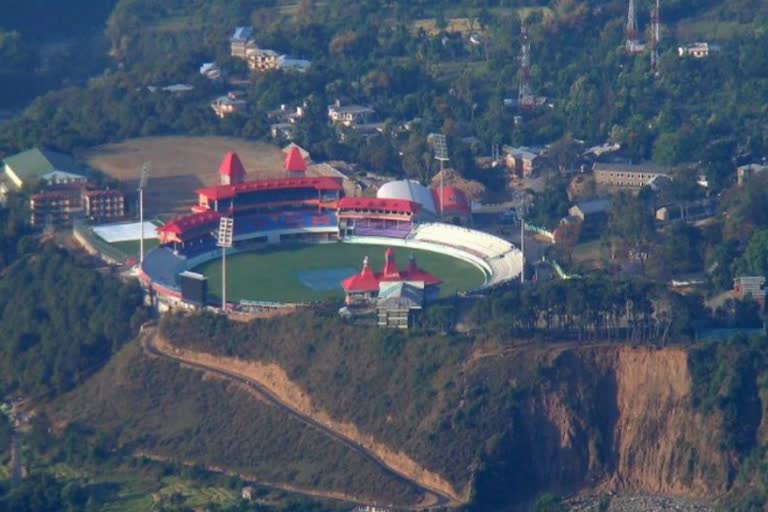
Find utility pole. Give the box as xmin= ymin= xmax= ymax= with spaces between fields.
xmin=138 ymin=163 xmax=150 ymax=265
xmin=217 ymin=217 xmax=234 ymax=311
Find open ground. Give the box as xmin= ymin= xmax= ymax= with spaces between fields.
xmin=83 ymin=136 xmax=340 ymax=217
xmin=193 ymin=243 xmax=486 ymax=303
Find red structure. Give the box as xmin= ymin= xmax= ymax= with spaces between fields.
xmin=341 ymin=248 xmax=441 ymax=304
xmin=337 ymin=197 xmax=419 ymax=238
xmin=284 ymin=145 xmax=307 ymax=175
xmin=218 ymin=152 xmax=247 ymax=185
xmin=197 ymin=176 xmax=343 ymax=212
xmin=432 ymin=186 xmax=471 ymax=219
xmin=157 ymin=210 xmax=223 ymax=245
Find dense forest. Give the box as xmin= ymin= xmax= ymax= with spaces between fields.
xmin=0 ymin=204 xmax=147 ymax=397
xmin=1 ymin=0 xmax=767 ymax=186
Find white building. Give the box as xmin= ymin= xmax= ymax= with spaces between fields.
xmin=678 ymin=42 xmax=721 ymax=58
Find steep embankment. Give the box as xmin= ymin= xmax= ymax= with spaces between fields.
xmin=159 ymin=312 xmax=739 ymax=508
xmin=146 ymin=329 xmax=464 ymax=505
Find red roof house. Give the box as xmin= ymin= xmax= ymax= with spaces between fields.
xmin=431 ymin=186 xmax=471 ymax=217
xmin=219 ymin=152 xmax=247 ymax=185
xmin=284 ymin=146 xmax=307 ymax=174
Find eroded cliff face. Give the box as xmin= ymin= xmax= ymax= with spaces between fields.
xmin=474 ymin=345 xmax=733 ymax=506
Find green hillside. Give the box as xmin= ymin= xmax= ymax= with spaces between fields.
xmin=54 ymin=342 xmax=422 ymax=508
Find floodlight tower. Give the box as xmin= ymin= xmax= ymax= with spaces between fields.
xmin=518 ymin=24 xmax=534 ymax=109
xmin=217 ymin=217 xmax=234 ymax=311
xmin=433 ymin=134 xmax=449 ymax=218
xmin=650 ymin=0 xmax=660 ymax=73
xmin=138 ymin=163 xmax=150 ymax=265
xmin=625 ymin=0 xmax=644 ymax=54
xmin=514 ymin=191 xmax=530 ymax=284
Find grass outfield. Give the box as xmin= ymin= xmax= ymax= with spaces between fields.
xmin=192 ymin=243 xmax=486 ymax=303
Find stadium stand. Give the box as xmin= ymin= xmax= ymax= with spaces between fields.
xmin=410 ymin=223 xmax=513 ymax=259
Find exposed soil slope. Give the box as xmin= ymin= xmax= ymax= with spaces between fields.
xmin=54 ymin=342 xmax=423 ymax=507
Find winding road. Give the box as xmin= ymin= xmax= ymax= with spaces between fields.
xmin=140 ymin=326 xmax=455 ymax=510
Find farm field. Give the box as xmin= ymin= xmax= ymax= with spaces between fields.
xmin=193 ymin=243 xmax=486 ymax=303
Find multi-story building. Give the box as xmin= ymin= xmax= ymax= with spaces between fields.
xmin=30 ymin=190 xmax=79 ymax=227
xmin=83 ymin=189 xmax=125 ymax=221
xmin=593 ymin=162 xmax=671 ymax=189
xmin=230 ymin=26 xmax=255 ymax=59
xmin=503 ymin=145 xmax=544 ymax=177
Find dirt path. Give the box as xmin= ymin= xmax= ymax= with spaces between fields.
xmin=141 ymin=325 xmax=464 ymax=509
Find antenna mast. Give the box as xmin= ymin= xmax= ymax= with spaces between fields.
xmin=650 ymin=0 xmax=660 ymax=73
xmin=625 ymin=0 xmax=643 ymax=54
xmin=518 ymin=23 xmax=534 ymax=109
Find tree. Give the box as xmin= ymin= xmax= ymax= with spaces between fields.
xmin=739 ymin=229 xmax=768 ymax=278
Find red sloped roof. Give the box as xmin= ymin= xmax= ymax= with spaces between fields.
xmin=218 ymin=152 xmax=247 ymax=178
xmin=341 ymin=257 xmax=380 ymax=292
xmin=157 ymin=211 xmax=223 ymax=235
xmin=197 ymin=176 xmax=343 ymax=201
xmin=431 ymin=186 xmax=471 ymax=215
xmin=402 ymin=255 xmax=441 ymax=285
xmin=284 ymin=146 xmax=307 ymax=173
xmin=337 ymin=197 xmax=420 ymax=214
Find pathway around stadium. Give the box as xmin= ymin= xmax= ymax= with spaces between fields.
xmin=140 ymin=325 xmax=458 ymax=510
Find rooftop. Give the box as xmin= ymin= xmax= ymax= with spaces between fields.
xmin=3 ymin=147 xmax=87 ymax=184
xmin=197 ymin=176 xmax=343 ymax=201
xmin=593 ymin=162 xmax=672 ymax=175
xmin=337 ymin=197 xmax=420 ymax=214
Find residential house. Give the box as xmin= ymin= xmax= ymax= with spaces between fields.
xmin=268 ymin=104 xmax=305 ymax=140
xmin=737 ymin=163 xmax=768 ymax=186
xmin=230 ymin=27 xmax=255 ymax=59
xmin=328 ymin=102 xmax=376 ymax=127
xmin=502 ymin=145 xmax=544 ymax=177
xmin=200 ymin=62 xmax=222 ymax=80
xmin=83 ymin=189 xmax=125 ymax=221
xmin=678 ymin=42 xmax=721 ymax=58
xmin=734 ymin=276 xmax=767 ymax=309
xmin=593 ymin=162 xmax=671 ymax=189
xmin=568 ymin=198 xmax=610 ymax=240
xmin=211 ymin=92 xmax=247 ymax=119
xmin=3 ymin=147 xmax=88 ymax=190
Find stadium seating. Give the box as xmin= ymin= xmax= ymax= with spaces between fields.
xmin=234 ymin=210 xmax=337 ymax=235
xmin=141 ymin=247 xmax=186 ymax=290
xmin=410 ymin=223 xmax=513 ymax=259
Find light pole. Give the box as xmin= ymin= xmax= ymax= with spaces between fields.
xmin=515 ymin=191 xmax=530 ymax=284
xmin=138 ymin=163 xmax=150 ymax=265
xmin=432 ymin=134 xmax=449 ymax=219
xmin=217 ymin=217 xmax=234 ymax=311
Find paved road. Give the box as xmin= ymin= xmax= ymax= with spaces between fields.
xmin=141 ymin=329 xmax=453 ymax=510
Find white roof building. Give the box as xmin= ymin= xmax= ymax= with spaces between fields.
xmin=376 ymin=179 xmax=436 ymax=215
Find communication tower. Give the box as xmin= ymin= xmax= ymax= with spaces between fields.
xmin=518 ymin=24 xmax=535 ymax=109
xmin=650 ymin=0 xmax=660 ymax=73
xmin=625 ymin=0 xmax=644 ymax=54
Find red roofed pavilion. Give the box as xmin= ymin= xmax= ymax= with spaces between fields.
xmin=284 ymin=146 xmax=307 ymax=175
xmin=341 ymin=248 xmax=441 ymax=305
xmin=219 ymin=152 xmax=246 ymax=185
